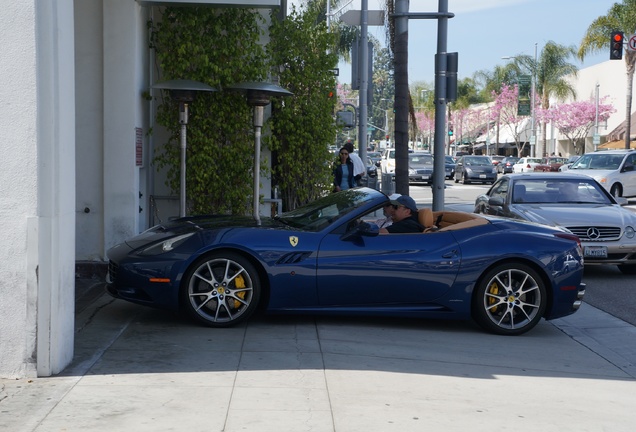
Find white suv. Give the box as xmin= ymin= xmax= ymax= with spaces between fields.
xmin=568 ymin=149 xmax=636 ymax=197
xmin=380 ymin=148 xmax=397 ymax=173
xmin=380 ymin=148 xmax=414 ymax=174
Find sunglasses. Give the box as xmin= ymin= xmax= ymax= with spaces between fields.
xmin=340 ymin=152 xmax=348 ymax=155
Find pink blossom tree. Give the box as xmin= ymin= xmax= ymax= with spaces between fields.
xmin=490 ymin=84 xmax=537 ymax=156
xmin=538 ymin=98 xmax=615 ymax=154
xmin=415 ymin=110 xmax=435 ymax=150
xmin=462 ymin=108 xmax=490 ymax=148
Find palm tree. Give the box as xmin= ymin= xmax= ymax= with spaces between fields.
xmin=308 ymin=0 xmax=357 ymax=60
xmin=472 ymin=64 xmax=520 ymax=99
xmin=579 ymin=0 xmax=636 ymax=149
xmin=511 ymin=42 xmax=578 ymax=157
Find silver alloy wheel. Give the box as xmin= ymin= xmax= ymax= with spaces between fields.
xmin=474 ymin=264 xmax=546 ymax=335
xmin=186 ymin=256 xmax=256 ymax=326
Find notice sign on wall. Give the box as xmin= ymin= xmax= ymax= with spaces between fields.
xmin=136 ymin=127 xmax=143 ymax=167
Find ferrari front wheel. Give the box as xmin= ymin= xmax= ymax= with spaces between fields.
xmin=181 ymin=252 xmax=261 ymax=327
xmin=472 ymin=263 xmax=546 ymax=335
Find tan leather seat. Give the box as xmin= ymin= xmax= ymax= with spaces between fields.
xmin=418 ymin=208 xmax=434 ymax=230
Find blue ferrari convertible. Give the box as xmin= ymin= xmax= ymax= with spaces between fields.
xmin=106 ymin=188 xmax=585 ymax=335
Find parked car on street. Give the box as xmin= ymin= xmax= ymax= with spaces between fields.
xmin=512 ymin=157 xmax=542 ymax=173
xmin=106 ymin=187 xmax=585 ymax=336
xmin=474 ymin=173 xmax=636 ymax=274
xmin=454 ymin=155 xmax=497 ymax=184
xmin=444 ymin=155 xmax=456 ymax=179
xmin=533 ymin=157 xmax=568 ymax=172
xmin=558 ymin=155 xmax=580 ymax=172
xmin=567 ymin=149 xmax=636 ymax=197
xmin=490 ymin=155 xmax=505 ymax=168
xmin=379 ymin=148 xmax=413 ymax=174
xmin=358 ymin=156 xmax=379 ymax=189
xmin=408 ymin=153 xmax=434 ymax=184
xmin=498 ymin=156 xmax=520 ymax=174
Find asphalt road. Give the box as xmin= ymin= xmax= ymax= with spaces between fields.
xmin=405 ymin=179 xmax=636 ymax=328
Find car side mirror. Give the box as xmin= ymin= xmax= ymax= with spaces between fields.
xmin=488 ymin=196 xmax=505 ymax=207
xmin=623 ymin=164 xmax=634 ymax=172
xmin=341 ymin=221 xmax=379 ymax=241
xmin=375 ymin=161 xmax=381 ymax=167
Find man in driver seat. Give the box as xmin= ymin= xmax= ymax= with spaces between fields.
xmin=380 ymin=195 xmax=424 ymax=233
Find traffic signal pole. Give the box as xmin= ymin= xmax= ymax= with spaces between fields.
xmin=433 ymin=0 xmax=451 ymax=211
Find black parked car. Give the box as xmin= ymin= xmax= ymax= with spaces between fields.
xmin=498 ymin=157 xmax=520 ymax=174
xmin=444 ymin=155 xmax=456 ymax=180
xmin=454 ymin=155 xmax=497 ymax=184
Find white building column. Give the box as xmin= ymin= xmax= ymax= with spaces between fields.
xmin=0 ymin=0 xmax=76 ymax=378
xmin=103 ymin=0 xmax=147 ymax=253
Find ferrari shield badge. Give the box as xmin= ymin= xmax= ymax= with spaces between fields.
xmin=289 ymin=236 xmax=299 ymax=247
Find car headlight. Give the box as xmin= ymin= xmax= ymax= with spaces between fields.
xmin=625 ymin=226 xmax=635 ymax=239
xmin=139 ymin=232 xmax=196 ymax=256
xmin=409 ymin=168 xmax=416 ymax=174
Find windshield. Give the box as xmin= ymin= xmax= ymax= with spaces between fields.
xmin=464 ymin=157 xmax=492 ymax=166
xmin=511 ymin=178 xmax=612 ymax=204
xmin=570 ymin=153 xmax=625 ymax=170
xmin=409 ymin=154 xmax=433 ymax=167
xmin=277 ymin=189 xmax=377 ymax=231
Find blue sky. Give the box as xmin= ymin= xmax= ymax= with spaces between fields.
xmin=329 ymin=0 xmax=618 ymax=86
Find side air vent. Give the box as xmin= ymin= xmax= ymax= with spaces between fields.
xmin=276 ymin=252 xmax=312 ymax=265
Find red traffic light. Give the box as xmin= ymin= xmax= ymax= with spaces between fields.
xmin=610 ymin=31 xmax=624 ymax=60
xmin=385 ymin=135 xmax=390 ymax=140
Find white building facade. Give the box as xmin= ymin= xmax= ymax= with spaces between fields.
xmin=0 ymin=0 xmax=282 ymax=378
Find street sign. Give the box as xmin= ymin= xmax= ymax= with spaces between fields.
xmin=628 ymin=34 xmax=636 ymax=52
xmin=593 ymin=134 xmax=601 ymax=145
xmin=517 ymin=75 xmax=531 ymax=116
xmin=340 ymin=10 xmax=385 ymax=26
xmin=529 ymin=136 xmax=536 ymax=145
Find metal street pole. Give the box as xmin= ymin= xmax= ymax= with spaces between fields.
xmin=358 ymin=0 xmax=369 ymax=164
xmin=594 ymin=83 xmax=600 ymax=152
xmin=432 ymin=0 xmax=450 ymax=211
xmin=530 ymin=42 xmax=537 ymax=157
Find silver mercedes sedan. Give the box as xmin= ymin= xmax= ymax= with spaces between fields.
xmin=474 ymin=172 xmax=636 ymax=274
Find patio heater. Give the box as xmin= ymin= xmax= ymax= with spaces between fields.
xmin=152 ymin=79 xmax=217 ymax=217
xmin=227 ymin=82 xmax=292 ymax=226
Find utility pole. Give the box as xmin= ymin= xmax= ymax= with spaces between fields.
xmin=394 ymin=0 xmax=409 ymax=195
xmin=432 ymin=0 xmax=451 ymax=211
xmin=358 ymin=0 xmax=369 ymax=165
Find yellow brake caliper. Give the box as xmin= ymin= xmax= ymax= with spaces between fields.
xmin=488 ymin=282 xmax=499 ymax=312
xmin=233 ymin=274 xmax=246 ymax=309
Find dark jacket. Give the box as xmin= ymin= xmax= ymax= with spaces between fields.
xmin=334 ymin=159 xmax=355 ymax=189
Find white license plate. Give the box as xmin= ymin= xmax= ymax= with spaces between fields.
xmin=479 ymin=174 xmax=486 ymax=179
xmin=584 ymin=246 xmax=608 ymax=258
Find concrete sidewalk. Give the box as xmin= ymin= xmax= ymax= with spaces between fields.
xmin=1 ymin=293 xmax=635 ymax=432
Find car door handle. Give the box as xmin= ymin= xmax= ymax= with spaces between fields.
xmin=442 ymin=250 xmax=458 ymax=258
xmin=439 ymin=250 xmax=459 ymax=266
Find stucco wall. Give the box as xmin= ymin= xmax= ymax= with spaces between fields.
xmin=74 ymin=0 xmax=106 ymax=260
xmin=0 ymin=0 xmax=38 ymax=378
xmin=0 ymin=0 xmax=76 ymax=378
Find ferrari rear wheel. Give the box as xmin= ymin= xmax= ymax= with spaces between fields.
xmin=472 ymin=263 xmax=546 ymax=335
xmin=181 ymin=252 xmax=260 ymax=327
